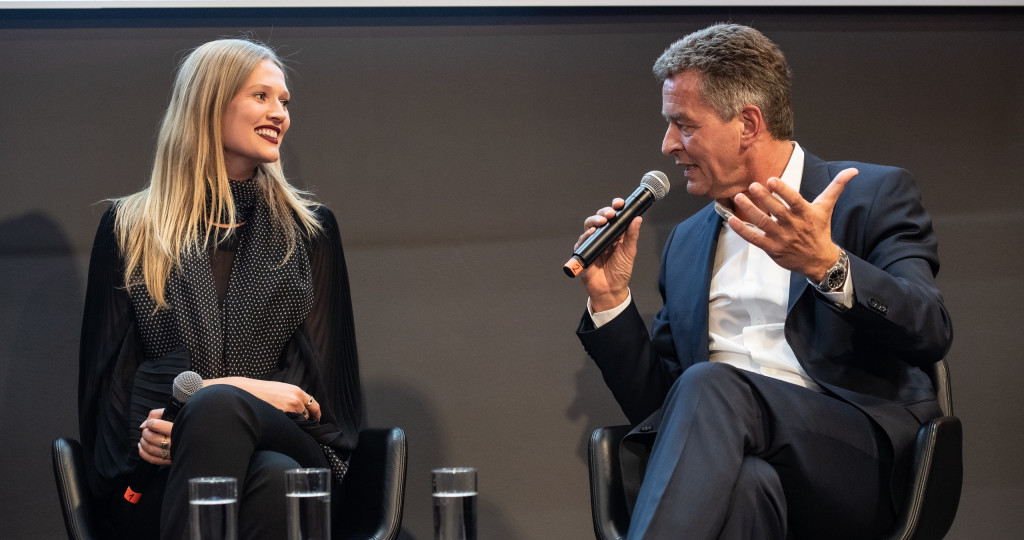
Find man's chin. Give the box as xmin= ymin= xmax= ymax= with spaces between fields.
xmin=685 ymin=180 xmax=710 ymax=198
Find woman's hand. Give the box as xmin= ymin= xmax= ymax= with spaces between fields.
xmin=138 ymin=408 xmax=174 ymax=465
xmin=205 ymin=377 xmax=321 ymax=421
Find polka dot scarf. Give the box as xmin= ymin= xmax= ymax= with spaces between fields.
xmin=130 ymin=178 xmax=313 ymax=381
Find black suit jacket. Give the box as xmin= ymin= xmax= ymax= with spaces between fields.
xmin=578 ymin=150 xmax=952 ymax=504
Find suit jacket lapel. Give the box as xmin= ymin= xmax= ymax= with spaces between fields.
xmin=685 ymin=206 xmax=721 ymax=365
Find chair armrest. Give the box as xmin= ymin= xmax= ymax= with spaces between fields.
xmin=334 ymin=427 xmax=408 ymax=540
xmin=589 ymin=426 xmax=633 ymax=540
xmin=887 ymin=415 xmax=963 ymax=540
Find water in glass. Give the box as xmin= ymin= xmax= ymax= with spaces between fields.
xmin=286 ymin=491 xmax=331 ymax=540
xmin=189 ymin=498 xmax=238 ymax=540
xmin=433 ymin=491 xmax=477 ymax=540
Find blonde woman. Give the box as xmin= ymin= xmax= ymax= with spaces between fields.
xmin=79 ymin=38 xmax=362 ymax=539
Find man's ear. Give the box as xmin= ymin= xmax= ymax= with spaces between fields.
xmin=738 ymin=105 xmax=765 ymax=146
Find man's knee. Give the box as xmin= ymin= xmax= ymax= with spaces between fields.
xmin=722 ymin=457 xmax=787 ymax=539
xmin=665 ymin=363 xmax=748 ymax=408
xmin=674 ymin=362 xmax=743 ymax=389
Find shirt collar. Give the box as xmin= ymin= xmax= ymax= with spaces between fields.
xmin=779 ymin=141 xmax=804 ymax=193
xmin=714 ymin=141 xmax=804 ymax=228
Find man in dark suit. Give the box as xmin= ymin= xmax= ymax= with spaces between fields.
xmin=573 ymin=23 xmax=951 ymax=539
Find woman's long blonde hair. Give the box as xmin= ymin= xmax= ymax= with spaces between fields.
xmin=114 ymin=38 xmax=321 ymax=309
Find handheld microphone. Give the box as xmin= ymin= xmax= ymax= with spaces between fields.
xmin=123 ymin=370 xmax=203 ymax=504
xmin=563 ymin=171 xmax=670 ymax=277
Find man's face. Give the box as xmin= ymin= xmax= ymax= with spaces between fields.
xmin=661 ymin=71 xmax=748 ymax=201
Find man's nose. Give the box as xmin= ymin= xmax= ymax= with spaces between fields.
xmin=661 ymin=125 xmax=679 ymax=156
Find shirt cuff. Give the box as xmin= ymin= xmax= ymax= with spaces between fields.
xmin=587 ymin=290 xmax=632 ymax=329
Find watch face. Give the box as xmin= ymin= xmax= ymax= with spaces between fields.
xmin=828 ymin=269 xmax=846 ymax=290
xmin=819 ymin=251 xmax=848 ymax=292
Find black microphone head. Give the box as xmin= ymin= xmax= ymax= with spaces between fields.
xmin=172 ymin=371 xmax=204 ymax=403
xmin=641 ymin=171 xmax=671 ymax=200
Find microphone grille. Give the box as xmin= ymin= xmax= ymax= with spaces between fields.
xmin=172 ymin=370 xmax=204 ymax=403
xmin=641 ymin=170 xmax=671 ymax=200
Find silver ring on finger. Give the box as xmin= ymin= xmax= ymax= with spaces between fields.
xmin=161 ymin=448 xmax=168 ymax=460
xmin=161 ymin=438 xmax=168 ymax=450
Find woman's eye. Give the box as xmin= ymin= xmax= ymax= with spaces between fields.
xmin=253 ymin=92 xmax=266 ymax=100
xmin=280 ymin=100 xmax=290 ymax=108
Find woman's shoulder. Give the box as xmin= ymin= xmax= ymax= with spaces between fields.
xmin=304 ymin=204 xmax=340 ymax=237
xmin=91 ymin=202 xmax=120 ymax=246
xmin=308 ymin=204 xmax=337 ymax=224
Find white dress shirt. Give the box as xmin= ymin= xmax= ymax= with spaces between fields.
xmin=589 ymin=143 xmax=852 ymax=391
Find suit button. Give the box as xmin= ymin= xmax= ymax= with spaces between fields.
xmin=639 ymin=426 xmax=653 ymax=432
xmin=868 ymin=298 xmax=889 ymax=315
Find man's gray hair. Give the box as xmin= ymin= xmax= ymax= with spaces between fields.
xmin=653 ymin=23 xmax=793 ymax=140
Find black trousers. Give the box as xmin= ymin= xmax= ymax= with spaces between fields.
xmin=109 ymin=385 xmax=329 ymax=539
xmin=627 ymin=363 xmax=895 ymax=540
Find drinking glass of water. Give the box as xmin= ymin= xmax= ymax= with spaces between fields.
xmin=432 ymin=467 xmax=477 ymax=540
xmin=189 ymin=476 xmax=238 ymax=540
xmin=285 ymin=467 xmax=331 ymax=540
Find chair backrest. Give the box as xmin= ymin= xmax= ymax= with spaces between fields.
xmin=588 ymin=426 xmax=633 ymax=540
xmin=925 ymin=358 xmax=953 ymax=416
xmin=333 ymin=427 xmax=409 ymax=540
xmin=51 ymin=438 xmax=111 ymax=540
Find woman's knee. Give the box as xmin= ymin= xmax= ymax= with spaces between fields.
xmin=173 ymin=384 xmax=255 ymax=434
xmin=245 ymin=451 xmax=301 ymax=494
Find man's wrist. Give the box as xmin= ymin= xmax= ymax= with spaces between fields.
xmin=807 ymin=245 xmax=842 ymax=283
xmin=589 ymin=290 xmax=630 ymax=314
xmin=588 ymin=290 xmax=632 ymax=329
xmin=814 ymin=249 xmax=849 ymax=294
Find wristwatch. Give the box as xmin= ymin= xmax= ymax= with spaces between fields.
xmin=816 ymin=249 xmax=849 ymax=293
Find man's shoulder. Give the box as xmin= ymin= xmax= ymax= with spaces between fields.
xmin=804 ymin=149 xmax=910 ymax=181
xmin=805 ymin=151 xmax=917 ymax=198
xmin=826 ymin=160 xmax=908 ymax=179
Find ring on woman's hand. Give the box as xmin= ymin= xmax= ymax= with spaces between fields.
xmin=307 ymin=395 xmax=314 ymax=405
xmin=161 ymin=448 xmax=168 ymax=460
xmin=161 ymin=438 xmax=168 ymax=450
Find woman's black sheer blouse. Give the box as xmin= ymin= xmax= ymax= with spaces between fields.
xmin=78 ymin=205 xmax=363 ymax=501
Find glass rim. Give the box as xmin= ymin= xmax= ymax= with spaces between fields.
xmin=285 ymin=467 xmax=330 ymax=475
xmin=431 ymin=467 xmax=477 ymax=474
xmin=188 ymin=476 xmax=237 ymax=484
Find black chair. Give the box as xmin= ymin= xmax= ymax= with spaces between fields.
xmin=53 ymin=427 xmax=407 ymax=540
xmin=588 ymin=360 xmax=962 ymax=540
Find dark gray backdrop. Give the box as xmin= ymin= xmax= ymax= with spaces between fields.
xmin=1 ymin=6 xmax=1021 ymax=539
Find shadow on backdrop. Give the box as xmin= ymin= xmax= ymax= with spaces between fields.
xmin=0 ymin=211 xmax=84 ymax=539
